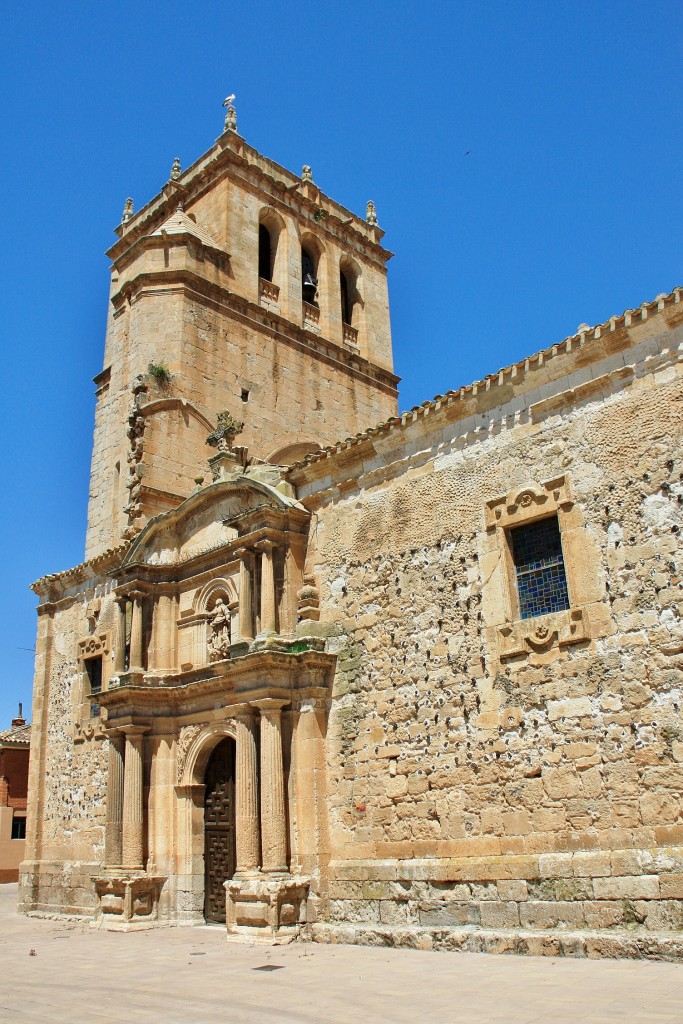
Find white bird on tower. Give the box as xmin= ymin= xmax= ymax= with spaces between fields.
xmin=223 ymin=94 xmax=237 ymax=132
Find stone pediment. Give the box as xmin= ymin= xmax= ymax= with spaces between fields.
xmin=121 ymin=476 xmax=307 ymax=568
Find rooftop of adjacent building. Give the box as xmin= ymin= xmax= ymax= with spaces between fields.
xmin=0 ymin=705 xmax=31 ymax=748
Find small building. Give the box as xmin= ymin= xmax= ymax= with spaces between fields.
xmin=0 ymin=707 xmax=30 ymax=883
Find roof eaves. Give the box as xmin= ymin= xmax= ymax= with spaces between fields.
xmin=288 ymin=285 xmax=682 ymax=476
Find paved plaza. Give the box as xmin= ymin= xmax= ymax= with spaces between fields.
xmin=2 ymin=884 xmax=683 ymax=1023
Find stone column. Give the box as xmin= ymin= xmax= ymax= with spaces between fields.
xmin=255 ymin=540 xmax=277 ymax=635
xmin=234 ymin=707 xmax=260 ymax=874
xmin=150 ymin=592 xmax=174 ymax=671
xmin=114 ymin=599 xmax=127 ymax=673
xmin=121 ymin=725 xmax=149 ymax=870
xmin=235 ymin=548 xmax=254 ymax=641
xmin=105 ymin=732 xmax=125 ymax=866
xmin=128 ymin=593 xmax=144 ymax=672
xmin=253 ymin=699 xmax=288 ymax=873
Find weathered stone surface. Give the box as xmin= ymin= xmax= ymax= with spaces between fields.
xmin=20 ymin=121 xmax=683 ymax=961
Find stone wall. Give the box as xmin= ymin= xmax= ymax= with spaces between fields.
xmin=85 ymin=129 xmax=397 ymax=561
xmin=19 ymin=586 xmax=112 ymax=916
xmin=295 ymin=303 xmax=683 ymax=945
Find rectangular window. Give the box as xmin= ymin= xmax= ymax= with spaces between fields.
xmin=510 ymin=516 xmax=570 ymax=619
xmin=84 ymin=656 xmax=102 ymax=694
xmin=11 ymin=816 xmax=26 ymax=840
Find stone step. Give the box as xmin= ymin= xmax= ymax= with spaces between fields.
xmin=311 ymin=921 xmax=683 ymax=962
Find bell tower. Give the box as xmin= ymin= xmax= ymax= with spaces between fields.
xmin=85 ymin=104 xmax=399 ymax=559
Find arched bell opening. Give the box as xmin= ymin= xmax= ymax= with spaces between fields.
xmin=338 ymin=255 xmax=363 ymax=344
xmin=203 ymin=736 xmax=237 ymax=924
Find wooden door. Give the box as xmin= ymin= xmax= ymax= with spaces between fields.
xmin=203 ymin=738 xmax=236 ymax=923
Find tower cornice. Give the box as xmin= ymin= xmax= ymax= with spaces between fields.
xmin=107 ymin=131 xmax=392 ymax=267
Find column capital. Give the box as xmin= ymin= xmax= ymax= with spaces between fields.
xmin=252 ymin=698 xmax=289 ymax=717
xmin=112 ymin=722 xmax=150 ymax=738
xmin=230 ymin=702 xmax=255 ymax=721
xmin=254 ymin=538 xmax=277 ymax=555
xmin=234 ymin=545 xmax=254 ymax=560
xmin=293 ymin=687 xmax=328 ymax=713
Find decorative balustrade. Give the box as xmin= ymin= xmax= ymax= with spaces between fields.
xmin=258 ymin=278 xmax=280 ymax=307
xmin=302 ymin=302 xmax=320 ymax=332
xmin=342 ymin=323 xmax=359 ymax=348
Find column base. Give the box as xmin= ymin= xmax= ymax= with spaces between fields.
xmin=224 ymin=874 xmax=310 ymax=943
xmin=93 ymin=872 xmax=165 ymax=931
xmin=250 ymin=633 xmax=289 ymax=653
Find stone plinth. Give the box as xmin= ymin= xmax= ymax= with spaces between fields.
xmin=224 ymin=875 xmax=310 ymax=943
xmin=93 ymin=873 xmax=165 ymax=931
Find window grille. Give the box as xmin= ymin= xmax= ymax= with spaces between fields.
xmin=510 ymin=516 xmax=570 ymax=619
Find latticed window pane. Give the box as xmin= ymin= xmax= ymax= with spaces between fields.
xmin=510 ymin=516 xmax=570 ymax=619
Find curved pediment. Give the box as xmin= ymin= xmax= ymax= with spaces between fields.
xmin=122 ymin=476 xmax=307 ymax=568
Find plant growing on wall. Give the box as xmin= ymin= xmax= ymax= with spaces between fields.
xmin=148 ymin=361 xmax=172 ymax=387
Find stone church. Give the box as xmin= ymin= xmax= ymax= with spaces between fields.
xmin=20 ymin=105 xmax=683 ymax=957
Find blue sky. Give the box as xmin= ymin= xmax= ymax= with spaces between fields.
xmin=0 ymin=1 xmax=680 ymax=727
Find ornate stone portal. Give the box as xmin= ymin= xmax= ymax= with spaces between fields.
xmin=92 ymin=453 xmax=335 ymax=938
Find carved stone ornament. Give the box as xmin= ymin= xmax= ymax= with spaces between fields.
xmin=498 ymin=607 xmax=588 ymax=660
xmin=78 ymin=632 xmax=110 ymax=662
xmin=122 ymin=197 xmax=134 ymax=224
xmin=176 ymin=724 xmax=203 ymax=784
xmin=206 ymin=411 xmax=244 ymax=453
xmin=485 ymin=474 xmax=573 ymax=532
xmin=74 ymin=718 xmax=107 ymax=744
xmin=86 ymin=597 xmax=101 ymax=632
xmin=123 ymin=376 xmax=149 ymax=540
xmin=170 ymin=157 xmax=181 ymax=181
xmin=207 ymin=598 xmax=231 ymax=662
xmin=366 ymin=200 xmax=378 ymax=226
xmin=297 ymin=573 xmax=320 ymax=622
xmin=301 ymin=165 xmax=313 ymax=183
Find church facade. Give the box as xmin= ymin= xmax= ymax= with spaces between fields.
xmin=20 ymin=109 xmax=683 ymax=958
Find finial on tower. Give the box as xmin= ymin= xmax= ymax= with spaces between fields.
xmin=122 ymin=197 xmax=134 ymax=224
xmin=365 ymin=200 xmax=378 ymax=227
xmin=223 ymin=93 xmax=237 ymax=132
xmin=301 ymin=165 xmax=313 ymax=184
xmin=170 ymin=157 xmax=181 ymax=181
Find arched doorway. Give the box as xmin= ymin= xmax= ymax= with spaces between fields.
xmin=203 ymin=737 xmax=236 ymax=923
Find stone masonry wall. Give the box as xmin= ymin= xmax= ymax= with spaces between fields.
xmin=302 ymin=327 xmax=683 ymax=944
xmin=19 ymin=588 xmax=113 ymax=915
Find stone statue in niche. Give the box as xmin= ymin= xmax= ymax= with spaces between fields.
xmin=208 ymin=598 xmax=231 ymax=662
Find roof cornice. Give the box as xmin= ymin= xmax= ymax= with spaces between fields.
xmin=288 ymin=284 xmax=683 ymax=484
xmin=106 ymin=131 xmax=391 ymax=266
xmin=31 ymin=544 xmax=129 ymax=601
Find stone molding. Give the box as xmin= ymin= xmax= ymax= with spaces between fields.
xmin=73 ymin=718 xmax=107 ymax=744
xmin=497 ymin=607 xmax=589 ymax=660
xmin=287 ymin=284 xmax=683 ymax=481
xmin=175 ymin=720 xmax=238 ymax=788
xmin=482 ymin=474 xmax=599 ymax=661
xmin=107 ymin=132 xmax=388 ymax=268
xmin=77 ymin=631 xmax=111 ymax=663
xmin=484 ymin=475 xmax=574 ymax=532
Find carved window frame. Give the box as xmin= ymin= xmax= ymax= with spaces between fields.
xmin=77 ymin=633 xmax=111 ymax=723
xmin=484 ymin=476 xmax=590 ymax=660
